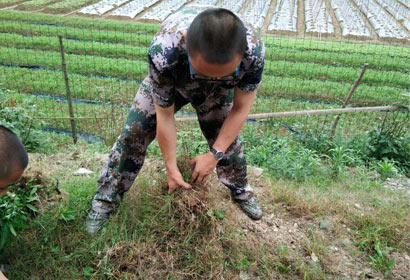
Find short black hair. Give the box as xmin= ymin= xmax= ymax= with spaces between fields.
xmin=0 ymin=126 xmax=28 ymax=180
xmin=186 ymin=8 xmax=247 ymax=64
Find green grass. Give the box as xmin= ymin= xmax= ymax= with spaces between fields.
xmin=0 ymin=10 xmax=407 ymax=58
xmin=0 ymin=45 xmax=147 ymax=80
xmin=0 ymin=44 xmax=408 ymax=93
xmin=1 ymin=62 xmax=406 ymax=110
xmin=0 ymin=32 xmax=149 ymax=60
xmin=0 ymin=65 xmax=139 ymax=104
xmin=0 ymin=10 xmax=160 ymax=34
xmin=0 ymin=20 xmax=153 ymax=46
xmin=2 ymin=27 xmax=409 ymax=72
xmin=1 ymin=130 xmax=408 ymax=279
xmin=265 ymin=46 xmax=409 ymax=72
xmin=4 ymin=87 xmax=408 ymax=148
xmin=0 ymin=0 xmax=27 ymax=8
xmin=15 ymin=0 xmax=59 ymax=11
xmin=0 ymin=10 xmax=408 ymax=138
xmin=263 ymin=35 xmax=410 ymax=58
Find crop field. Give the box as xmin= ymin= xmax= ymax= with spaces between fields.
xmin=0 ymin=0 xmax=409 ymax=41
xmin=0 ymin=9 xmax=408 ymax=138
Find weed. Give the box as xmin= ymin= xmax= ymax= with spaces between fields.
xmin=369 ymin=240 xmax=396 ymax=278
xmin=375 ymin=158 xmax=399 ymax=181
xmin=246 ymin=137 xmax=322 ymax=181
xmin=0 ymin=94 xmax=46 ymax=152
xmin=327 ymin=147 xmax=357 ymax=177
xmin=0 ymin=173 xmax=55 ymax=251
xmin=367 ymin=128 xmax=410 ymax=176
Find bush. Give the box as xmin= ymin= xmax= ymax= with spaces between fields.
xmin=245 ymin=137 xmax=322 ymax=182
xmin=0 ymin=89 xmax=46 ymax=152
xmin=367 ymin=128 xmax=409 ymax=176
xmin=0 ymin=177 xmax=41 ymax=251
xmin=296 ymin=126 xmax=409 ymax=177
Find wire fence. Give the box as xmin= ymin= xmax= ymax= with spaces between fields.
xmin=0 ymin=7 xmax=408 ymax=144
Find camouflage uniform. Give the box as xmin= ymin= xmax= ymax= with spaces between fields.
xmin=91 ymin=5 xmax=265 ymax=214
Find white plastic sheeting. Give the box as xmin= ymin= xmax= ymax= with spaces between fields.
xmin=218 ymin=0 xmax=247 ymax=13
xmin=190 ymin=0 xmax=218 ymax=5
xmin=398 ymin=0 xmax=410 ymax=7
xmin=375 ymin=0 xmax=410 ymax=31
xmin=268 ymin=0 xmax=298 ymax=32
xmin=140 ymin=0 xmax=188 ymax=21
xmin=329 ymin=0 xmax=371 ymax=37
xmin=352 ymin=0 xmax=408 ymax=39
xmin=241 ymin=0 xmax=272 ymax=29
xmin=78 ymin=0 xmax=130 ymax=15
xmin=110 ymin=0 xmax=160 ymax=18
xmin=305 ymin=0 xmax=334 ymax=34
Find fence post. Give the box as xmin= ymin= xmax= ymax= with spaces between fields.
xmin=58 ymin=35 xmax=77 ymax=144
xmin=329 ymin=63 xmax=369 ymax=141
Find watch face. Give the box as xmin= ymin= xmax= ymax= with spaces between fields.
xmin=211 ymin=147 xmax=224 ymax=160
xmin=215 ymin=151 xmax=224 ymax=160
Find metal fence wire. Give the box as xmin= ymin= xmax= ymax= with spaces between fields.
xmin=0 ymin=4 xmax=408 ymax=144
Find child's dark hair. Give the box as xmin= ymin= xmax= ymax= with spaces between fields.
xmin=0 ymin=126 xmax=29 ymax=179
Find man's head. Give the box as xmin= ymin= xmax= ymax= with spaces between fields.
xmin=186 ymin=8 xmax=247 ymax=79
xmin=0 ymin=126 xmax=28 ymax=194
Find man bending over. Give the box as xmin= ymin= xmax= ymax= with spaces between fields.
xmin=86 ymin=6 xmax=265 ymax=234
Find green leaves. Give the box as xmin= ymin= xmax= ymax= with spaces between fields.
xmin=369 ymin=240 xmax=396 ymax=278
xmin=213 ymin=210 xmax=225 ymax=220
xmin=0 ymin=180 xmax=42 ymax=251
xmin=245 ymin=136 xmax=321 ymax=182
xmin=0 ymin=96 xmax=46 ymax=152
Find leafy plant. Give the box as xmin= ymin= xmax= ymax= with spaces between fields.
xmin=246 ymin=137 xmax=321 ymax=182
xmin=0 ymin=181 xmax=41 ymax=251
xmin=0 ymin=92 xmax=46 ymax=152
xmin=327 ymin=147 xmax=357 ymax=177
xmin=369 ymin=241 xmax=395 ymax=278
xmin=367 ymin=127 xmax=410 ymax=176
xmin=375 ymin=158 xmax=399 ymax=181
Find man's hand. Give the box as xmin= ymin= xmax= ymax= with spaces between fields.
xmin=190 ymin=152 xmax=218 ymax=184
xmin=167 ymin=169 xmax=192 ymax=194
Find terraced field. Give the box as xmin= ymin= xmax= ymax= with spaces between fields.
xmin=0 ymin=8 xmax=408 ymax=137
xmin=0 ymin=0 xmax=409 ymax=41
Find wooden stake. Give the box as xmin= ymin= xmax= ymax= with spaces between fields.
xmin=329 ymin=63 xmax=369 ymax=141
xmin=58 ymin=35 xmax=77 ymax=144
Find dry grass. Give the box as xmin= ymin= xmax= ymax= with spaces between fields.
xmin=2 ymin=149 xmax=409 ymax=279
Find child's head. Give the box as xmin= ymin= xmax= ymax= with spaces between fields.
xmin=0 ymin=126 xmax=28 ymax=195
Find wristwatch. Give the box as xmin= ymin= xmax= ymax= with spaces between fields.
xmin=210 ymin=147 xmax=224 ymax=161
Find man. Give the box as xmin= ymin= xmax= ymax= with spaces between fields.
xmin=86 ymin=5 xmax=265 ymax=234
xmin=0 ymin=125 xmax=29 ymax=280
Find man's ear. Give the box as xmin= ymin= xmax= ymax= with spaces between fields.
xmin=182 ymin=30 xmax=187 ymax=40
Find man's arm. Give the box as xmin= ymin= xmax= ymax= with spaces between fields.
xmin=190 ymin=87 xmax=256 ymax=183
xmin=0 ymin=271 xmax=8 ymax=280
xmin=154 ymin=103 xmax=192 ymax=193
xmin=213 ymin=86 xmax=256 ymax=152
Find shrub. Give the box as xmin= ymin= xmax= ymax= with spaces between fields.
xmin=245 ymin=137 xmax=322 ymax=182
xmin=0 ymin=89 xmax=46 ymax=152
xmin=0 ymin=177 xmax=41 ymax=251
xmin=367 ymin=128 xmax=409 ymax=176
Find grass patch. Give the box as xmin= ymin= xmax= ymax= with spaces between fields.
xmin=15 ymin=0 xmax=61 ymax=11
xmin=0 ymin=10 xmax=160 ymax=33
xmin=1 ymin=126 xmax=409 ymax=279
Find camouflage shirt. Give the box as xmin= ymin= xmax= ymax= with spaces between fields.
xmin=148 ymin=4 xmax=265 ymax=108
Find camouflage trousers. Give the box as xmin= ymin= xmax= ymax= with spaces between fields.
xmin=91 ymin=77 xmax=254 ymax=214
